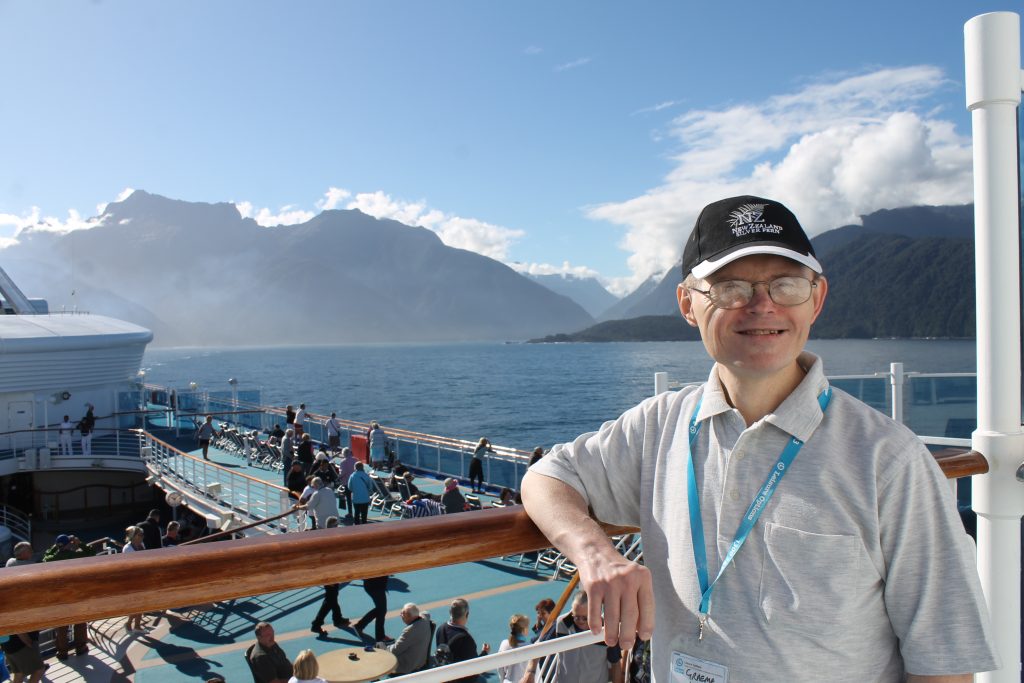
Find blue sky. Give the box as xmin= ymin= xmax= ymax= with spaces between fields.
xmin=0 ymin=1 xmax=1014 ymax=294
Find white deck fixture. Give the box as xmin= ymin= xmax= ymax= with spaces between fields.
xmin=965 ymin=11 xmax=1023 ymax=683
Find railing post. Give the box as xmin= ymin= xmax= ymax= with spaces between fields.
xmin=889 ymin=362 xmax=904 ymax=424
xmin=654 ymin=371 xmax=668 ymax=395
xmin=965 ymin=12 xmax=1024 ymax=683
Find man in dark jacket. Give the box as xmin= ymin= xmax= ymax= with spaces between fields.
xmin=138 ymin=509 xmax=162 ymax=550
xmin=435 ymin=598 xmax=489 ymax=682
xmin=43 ymin=533 xmax=108 ymax=658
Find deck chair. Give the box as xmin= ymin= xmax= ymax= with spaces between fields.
xmin=464 ymin=494 xmax=482 ymax=510
xmin=369 ymin=474 xmax=401 ymax=512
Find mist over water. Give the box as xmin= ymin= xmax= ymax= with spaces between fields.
xmin=143 ymin=339 xmax=975 ymax=450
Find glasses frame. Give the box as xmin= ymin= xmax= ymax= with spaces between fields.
xmin=688 ymin=275 xmax=819 ymax=310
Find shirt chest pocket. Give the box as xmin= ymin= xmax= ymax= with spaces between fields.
xmin=759 ymin=522 xmax=864 ymax=636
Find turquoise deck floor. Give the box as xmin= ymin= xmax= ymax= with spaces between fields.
xmin=133 ymin=443 xmax=560 ymax=682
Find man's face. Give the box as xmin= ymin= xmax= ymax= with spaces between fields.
xmin=15 ymin=545 xmax=32 ymax=560
xmin=401 ymin=608 xmax=414 ymax=624
xmin=678 ymin=255 xmax=827 ymax=384
xmin=571 ymin=605 xmax=589 ymax=630
xmin=256 ymin=626 xmax=275 ymax=647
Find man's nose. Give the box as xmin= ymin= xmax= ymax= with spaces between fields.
xmin=745 ymin=282 xmax=777 ymax=311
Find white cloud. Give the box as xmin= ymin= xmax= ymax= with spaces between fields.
xmin=524 ymin=45 xmax=543 ymax=56
xmin=234 ymin=201 xmax=314 ymax=227
xmin=631 ymin=101 xmax=679 ymax=116
xmin=511 ymin=260 xmax=602 ymax=279
xmin=96 ymin=187 xmax=135 ymax=215
xmin=555 ymin=57 xmax=592 ymax=72
xmin=346 ymin=190 xmax=523 ymax=260
xmin=588 ymin=65 xmax=970 ymax=281
xmin=316 ymin=187 xmax=352 ymax=211
xmin=0 ymin=205 xmax=108 ymax=247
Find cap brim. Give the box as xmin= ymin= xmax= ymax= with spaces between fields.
xmin=690 ymin=244 xmax=823 ymax=280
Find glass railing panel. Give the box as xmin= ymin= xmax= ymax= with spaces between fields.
xmin=829 ymin=376 xmax=889 ymax=413
xmin=904 ymin=375 xmax=977 ymax=439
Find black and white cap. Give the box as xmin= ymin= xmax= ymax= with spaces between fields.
xmin=682 ymin=195 xmax=822 ymax=280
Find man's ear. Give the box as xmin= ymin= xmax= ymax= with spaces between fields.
xmin=677 ymin=284 xmax=698 ymax=328
xmin=810 ymin=276 xmax=828 ymax=323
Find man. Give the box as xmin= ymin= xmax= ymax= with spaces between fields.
xmin=313 ymin=451 xmax=340 ymax=488
xmin=544 ymin=591 xmax=621 ymax=683
xmin=161 ymin=520 xmax=181 ymax=547
xmin=347 ymin=461 xmax=373 ymax=525
xmin=435 ymin=598 xmax=489 ymax=683
xmin=5 ymin=541 xmax=33 ymax=567
xmin=43 ymin=533 xmax=108 ymax=659
xmin=77 ymin=404 xmax=95 ymax=457
xmin=59 ymin=415 xmax=74 ymax=456
xmin=245 ymin=622 xmax=292 ymax=683
xmin=286 ymin=460 xmax=306 ymax=500
xmin=310 ymin=516 xmax=350 ymax=636
xmin=326 ymin=411 xmax=342 ymax=451
xmin=386 ymin=603 xmax=431 ymax=675
xmin=196 ymin=415 xmax=218 ymax=460
xmin=294 ymin=403 xmax=307 ymax=437
xmin=138 ymin=509 xmax=162 ymax=550
xmin=279 ymin=429 xmax=295 ymax=485
xmin=354 ymin=575 xmax=392 ymax=645
xmin=521 ymin=196 xmax=998 ymax=682
xmin=301 ymin=476 xmax=339 ymax=530
xmin=338 ymin=447 xmax=358 ymax=516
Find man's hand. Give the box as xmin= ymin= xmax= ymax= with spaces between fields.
xmin=521 ymin=471 xmax=655 ymax=652
xmin=481 ymin=643 xmax=490 ymax=655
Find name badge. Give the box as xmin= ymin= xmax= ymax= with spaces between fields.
xmin=671 ymin=651 xmax=729 ymax=683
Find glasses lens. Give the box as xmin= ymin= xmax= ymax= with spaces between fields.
xmin=769 ymin=276 xmax=812 ymax=305
xmin=708 ymin=281 xmax=753 ymax=309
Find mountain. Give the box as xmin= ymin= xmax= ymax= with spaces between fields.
xmin=2 ymin=191 xmax=595 ymax=345
xmin=528 ymin=273 xmax=619 ymax=318
xmin=539 ymin=203 xmax=977 ymax=341
xmin=597 ymin=273 xmax=663 ymax=321
xmin=530 ymin=315 xmax=701 ymax=343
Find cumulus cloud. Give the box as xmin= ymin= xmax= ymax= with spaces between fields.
xmin=524 ymin=45 xmax=543 ymax=56
xmin=346 ymin=190 xmax=523 ymax=260
xmin=588 ymin=65 xmax=972 ymax=283
xmin=0 ymin=205 xmax=107 ymax=247
xmin=631 ymin=101 xmax=679 ymax=116
xmin=555 ymin=57 xmax=592 ymax=72
xmin=511 ymin=260 xmax=603 ymax=279
xmin=235 ymin=201 xmax=314 ymax=227
xmin=316 ymin=186 xmax=352 ymax=211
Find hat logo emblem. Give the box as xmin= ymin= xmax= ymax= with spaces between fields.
xmin=727 ymin=203 xmax=783 ymax=237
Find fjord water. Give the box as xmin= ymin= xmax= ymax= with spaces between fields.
xmin=142 ymin=339 xmax=975 ymax=450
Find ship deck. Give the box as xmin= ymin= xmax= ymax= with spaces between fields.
xmin=41 ymin=439 xmax=565 ymax=683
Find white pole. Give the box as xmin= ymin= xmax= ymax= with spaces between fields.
xmin=654 ymin=372 xmax=668 ymax=395
xmin=889 ymin=362 xmax=904 ymax=423
xmin=965 ymin=12 xmax=1024 ymax=683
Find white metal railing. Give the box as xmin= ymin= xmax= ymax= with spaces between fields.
xmin=388 ymin=630 xmax=606 ymax=683
xmin=0 ymin=504 xmax=31 ymax=542
xmin=140 ymin=432 xmax=297 ymax=533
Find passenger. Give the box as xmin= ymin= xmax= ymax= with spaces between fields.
xmin=353 ymin=575 xmax=392 ymax=645
xmin=546 ymin=591 xmax=621 ymax=683
xmin=347 ymin=462 xmax=373 ymax=525
xmin=285 ymin=461 xmax=306 ymax=501
xmin=310 ymin=516 xmax=350 ymax=636
xmin=326 ymin=411 xmax=342 ymax=451
xmin=531 ymin=598 xmax=556 ymax=642
xmin=196 ymin=415 xmax=219 ymax=461
xmin=58 ymin=414 xmax=74 ymax=456
xmin=435 ymin=598 xmax=489 ymax=683
xmin=296 ymin=433 xmax=315 ymax=471
xmin=279 ymin=429 xmax=296 ymax=484
xmin=441 ymin=478 xmax=467 ymax=515
xmin=521 ymin=195 xmax=999 ymax=681
xmin=288 ymin=649 xmax=325 ymax=683
xmin=137 ymin=508 xmax=162 ymax=550
xmin=122 ymin=526 xmax=147 ymax=633
xmin=5 ymin=541 xmax=33 ymax=567
xmin=76 ymin=404 xmax=95 ymax=457
xmin=498 ymin=487 xmax=516 ymax=506
xmin=402 ymin=494 xmax=444 ymax=517
xmin=386 ymin=602 xmax=431 ymax=675
xmin=468 ymin=437 xmax=494 ymax=493
xmin=1 ymin=630 xmax=45 ymax=683
xmin=161 ymin=520 xmax=181 ymax=547
xmin=246 ymin=622 xmax=292 ymax=683
xmin=269 ymin=423 xmax=285 ymax=445
xmin=301 ymin=477 xmax=339 ymax=530
xmin=312 ymin=452 xmax=339 ymax=488
xmin=284 ymin=405 xmax=296 ymax=431
xmin=496 ymin=613 xmax=530 ymax=683
xmin=368 ymin=421 xmax=387 ymax=470
xmin=528 ymin=446 xmax=544 ymax=467
xmin=337 ymin=447 xmax=358 ymax=516
xmin=42 ymin=532 xmax=107 ymax=659
xmin=294 ymin=403 xmax=308 ymax=438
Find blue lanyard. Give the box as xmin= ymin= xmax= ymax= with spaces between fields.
xmin=686 ymin=388 xmax=831 ymax=637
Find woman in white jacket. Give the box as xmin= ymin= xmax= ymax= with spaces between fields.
xmin=496 ymin=614 xmax=530 ymax=683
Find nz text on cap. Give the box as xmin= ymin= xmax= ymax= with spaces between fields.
xmin=682 ymin=195 xmax=822 ymax=280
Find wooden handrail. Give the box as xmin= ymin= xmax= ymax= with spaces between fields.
xmin=933 ymin=448 xmax=989 ymax=479
xmin=0 ymin=508 xmax=636 ymax=634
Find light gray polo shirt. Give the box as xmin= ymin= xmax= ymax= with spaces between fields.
xmin=532 ymin=352 xmax=998 ymax=682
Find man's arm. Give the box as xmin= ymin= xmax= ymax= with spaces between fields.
xmin=906 ymin=676 xmax=972 ymax=683
xmin=520 ymin=471 xmax=653 ymax=652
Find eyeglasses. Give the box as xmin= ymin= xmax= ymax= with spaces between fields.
xmin=688 ymin=276 xmax=817 ymax=310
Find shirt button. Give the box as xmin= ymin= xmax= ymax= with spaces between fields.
xmin=734 ymin=451 xmax=745 ymax=461
xmin=730 ymin=489 xmax=740 ymax=501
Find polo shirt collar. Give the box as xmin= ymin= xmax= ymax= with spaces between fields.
xmin=698 ymin=351 xmax=830 ymax=442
